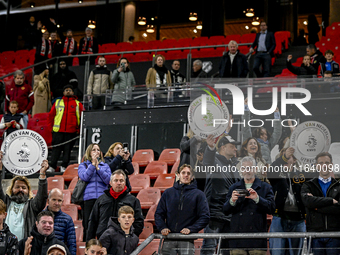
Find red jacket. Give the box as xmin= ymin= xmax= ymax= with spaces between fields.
xmin=48 ymin=96 xmax=84 ymax=133
xmin=5 ymin=81 xmax=34 ymax=113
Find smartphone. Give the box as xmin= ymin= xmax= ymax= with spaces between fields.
xmin=235 ymin=189 xmax=250 ymax=197
xmin=123 ymin=143 xmax=129 ymax=153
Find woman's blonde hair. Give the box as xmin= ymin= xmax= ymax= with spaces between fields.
xmin=84 ymin=143 xmax=104 ymax=162
xmin=6 ymin=176 xmax=33 ymax=199
xmin=154 ymin=54 xmax=165 ymax=63
xmin=104 ymin=142 xmax=123 ymax=157
xmin=186 ymin=128 xmax=194 ymax=139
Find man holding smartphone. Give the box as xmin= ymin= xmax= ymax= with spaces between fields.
xmin=224 ymin=156 xmax=275 ymax=255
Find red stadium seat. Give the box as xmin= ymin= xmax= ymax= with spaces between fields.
xmin=145 ymin=203 xmax=157 ymax=225
xmin=177 ymin=38 xmax=193 ymax=47
xmin=76 ymin=242 xmax=86 ymax=255
xmin=63 ymin=164 xmax=79 ymax=182
xmin=138 ymin=240 xmax=160 ymax=255
xmin=170 ymin=160 xmax=180 ymax=174
xmin=144 ymin=161 xmax=167 ymax=179
xmin=68 ymin=176 xmax=78 ymax=193
xmin=30 ymin=125 xmax=52 ymax=147
xmin=132 ymin=41 xmax=147 ymax=50
xmin=158 ymin=148 xmax=181 ymax=166
xmin=61 ymin=190 xmax=71 ymax=205
xmin=131 ymin=162 xmax=139 ymax=175
xmin=139 ymin=221 xmax=154 ymax=243
xmin=224 ymin=34 xmax=241 ymax=44
xmin=129 ymin=174 xmax=150 ymax=194
xmin=74 ymin=220 xmax=84 ymax=242
xmin=154 ymin=174 xmax=175 ymax=192
xmin=47 ymin=176 xmax=65 ymax=192
xmin=61 ymin=204 xmax=78 ymax=221
xmin=136 ymin=187 xmax=161 ymax=209
xmin=132 ymin=149 xmax=154 ymax=167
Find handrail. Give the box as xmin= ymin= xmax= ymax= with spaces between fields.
xmin=130 ymin=232 xmax=340 ymax=255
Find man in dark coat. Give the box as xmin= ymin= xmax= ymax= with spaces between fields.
xmin=155 ymin=164 xmax=210 ymax=255
xmin=87 ymin=170 xmax=144 ymax=240
xmin=219 ymin=40 xmax=249 ymax=78
xmin=249 ymin=21 xmax=276 ymax=77
xmin=306 ymin=44 xmax=326 ymax=70
xmin=192 ymin=60 xmax=208 ymax=78
xmin=18 ymin=211 xmax=71 ymax=255
xmin=301 ymin=152 xmax=340 ymax=255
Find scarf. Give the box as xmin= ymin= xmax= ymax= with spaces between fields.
xmin=63 ymin=37 xmax=75 ymax=55
xmin=40 ymin=39 xmax=52 ymax=59
xmin=257 ymin=138 xmax=269 ymax=145
xmin=109 ymin=186 xmax=127 ymax=199
xmin=82 ymin=36 xmax=93 ymax=54
xmin=154 ymin=64 xmax=168 ymax=84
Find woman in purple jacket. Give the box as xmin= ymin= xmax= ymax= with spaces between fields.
xmin=78 ymin=143 xmax=111 ymax=241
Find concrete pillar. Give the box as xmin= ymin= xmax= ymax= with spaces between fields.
xmin=330 ymin=0 xmax=340 ymax=25
xmin=123 ymin=2 xmax=136 ymax=42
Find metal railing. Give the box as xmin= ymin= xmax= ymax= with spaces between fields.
xmin=132 ymin=232 xmax=340 ymax=255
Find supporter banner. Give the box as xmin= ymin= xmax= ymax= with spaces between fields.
xmin=1 ymin=130 xmax=48 ymax=176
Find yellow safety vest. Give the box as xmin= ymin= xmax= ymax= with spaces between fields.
xmin=53 ymin=99 xmax=80 ymax=132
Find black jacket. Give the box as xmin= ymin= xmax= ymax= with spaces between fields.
xmin=18 ymin=226 xmax=70 ymax=255
xmin=224 ymin=178 xmax=275 ymax=249
xmin=320 ymin=61 xmax=340 ymax=75
xmin=203 ymin=147 xmax=240 ymax=222
xmin=310 ymin=50 xmax=326 ymax=70
xmin=87 ymin=189 xmax=144 ymax=241
xmin=268 ymin=156 xmax=316 ymax=220
xmin=99 ymin=217 xmax=139 ymax=255
xmin=0 ymin=223 xmax=19 ymax=255
xmin=301 ymin=177 xmax=340 ymax=232
xmin=286 ymin=60 xmax=317 ymax=77
xmin=170 ymin=69 xmax=186 ymax=85
xmin=251 ymin=31 xmax=276 ymax=57
xmin=192 ymin=69 xmax=208 ymax=78
xmin=219 ymin=50 xmax=249 ymax=78
xmin=155 ymin=179 xmax=210 ymax=233
xmin=50 ymin=65 xmax=78 ymax=99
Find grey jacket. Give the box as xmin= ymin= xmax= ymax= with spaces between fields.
xmin=0 ymin=176 xmax=48 ymax=239
xmin=242 ymin=109 xmax=282 ymax=164
xmin=111 ymin=69 xmax=136 ymax=103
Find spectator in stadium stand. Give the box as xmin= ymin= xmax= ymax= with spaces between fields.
xmin=320 ymin=50 xmax=340 ymax=76
xmin=79 ymin=27 xmax=98 ymax=65
xmin=5 ymin=70 xmax=34 ymax=129
xmin=0 ymin=157 xmax=49 ymax=240
xmin=111 ymin=58 xmax=136 ymax=104
xmin=46 ymin=244 xmax=67 ymax=255
xmin=47 ymin=85 xmax=84 ymax=173
xmin=0 ymin=100 xmax=24 ymax=136
xmin=85 ymin=239 xmax=107 ymax=255
xmin=267 ymin=147 xmax=316 ymax=255
xmin=104 ymin=142 xmax=134 ymax=191
xmin=306 ymin=44 xmax=326 ymax=70
xmin=45 ymin=188 xmax=76 ymax=255
xmin=307 ymin=14 xmax=320 ymax=45
xmin=324 ymin=71 xmax=340 ymax=93
xmin=191 ymin=60 xmax=208 ymax=79
xmin=127 ymin=36 xmax=135 ymax=44
xmin=219 ymin=40 xmax=249 ymax=78
xmin=87 ymin=170 xmax=144 ymax=241
xmin=50 ymin=60 xmax=79 ymax=103
xmin=18 ymin=210 xmax=71 ymax=255
xmin=145 ymin=54 xmax=171 ymax=90
xmin=236 ymin=137 xmax=267 ymax=181
xmin=23 ymin=16 xmax=38 ymax=50
xmin=301 ymin=152 xmax=340 ymax=255
xmin=78 ymin=143 xmax=111 ymax=241
xmin=179 ymin=128 xmax=207 ymax=191
xmin=99 ymin=206 xmax=139 ymax=255
xmin=201 ymin=134 xmax=241 ymax=255
xmin=249 ymin=21 xmax=276 ymax=77
xmin=224 ymin=156 xmax=275 ymax=255
xmin=0 ymin=199 xmax=19 ymax=255
xmin=155 ymin=164 xmax=210 ymax=255
xmin=34 ymin=23 xmax=53 ymax=74
xmin=32 ymin=69 xmax=52 ymax=117
xmin=286 ymin=54 xmax=317 ymax=77
xmin=50 ymin=31 xmax=62 ymax=58
xmin=242 ymin=98 xmax=282 ymax=164
xmin=170 ymin=60 xmax=186 ymax=85
xmin=87 ymin=56 xmax=113 ymax=110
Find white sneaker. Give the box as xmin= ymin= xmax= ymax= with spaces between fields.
xmin=60 ymin=166 xmax=66 ymax=173
xmin=47 ymin=167 xmax=55 ymax=173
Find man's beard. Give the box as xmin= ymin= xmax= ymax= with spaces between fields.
xmin=11 ymin=192 xmax=29 ymax=204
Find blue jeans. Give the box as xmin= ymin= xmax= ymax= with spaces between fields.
xmin=20 ymin=113 xmax=28 ymax=129
xmin=253 ymin=52 xmax=272 ymax=77
xmin=201 ymin=220 xmax=230 ymax=255
xmin=269 ymin=216 xmax=306 ymax=255
xmin=312 ymin=238 xmax=340 ymax=255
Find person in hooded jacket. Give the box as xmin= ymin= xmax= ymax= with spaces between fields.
xmin=155 ymin=164 xmax=210 ymax=255
xmin=18 ymin=210 xmax=71 ymax=255
xmin=99 ymin=206 xmax=139 ymax=255
xmin=50 ymin=60 xmax=78 ymax=102
xmin=78 ymin=143 xmax=111 ymax=242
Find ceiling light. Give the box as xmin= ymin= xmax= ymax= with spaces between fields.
xmin=146 ymin=25 xmax=154 ymax=33
xmin=88 ymin=20 xmax=96 ymax=29
xmin=303 ymin=21 xmax=308 ymax=25
xmin=244 ymin=8 xmax=254 ymax=17
xmin=189 ymin=12 xmax=198 ymax=21
xmin=30 ymin=2 xmax=35 ymax=8
xmin=252 ymin=17 xmax=260 ymax=26
xmin=245 ymin=26 xmax=249 ymax=29
xmin=142 ymin=33 xmax=147 ymax=38
xmin=193 ymin=29 xmax=197 ymax=33
xmin=41 ymin=26 xmax=46 ymax=33
xmin=78 ymin=0 xmax=82 ymax=3
xmin=196 ymin=21 xmax=202 ymax=30
xmin=138 ymin=17 xmax=146 ymax=26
